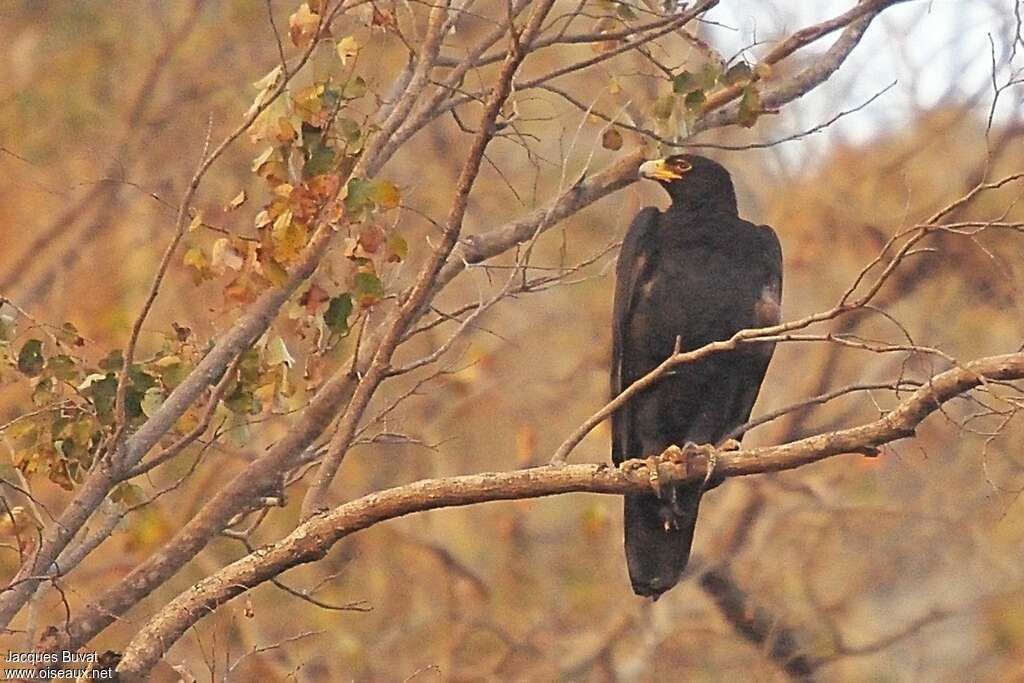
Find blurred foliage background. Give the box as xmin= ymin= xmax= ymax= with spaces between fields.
xmin=2 ymin=1 xmax=1024 ymax=681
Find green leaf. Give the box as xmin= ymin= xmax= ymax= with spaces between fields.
xmin=652 ymin=94 xmax=676 ymax=121
xmin=737 ymin=83 xmax=761 ymax=128
xmin=325 ymin=294 xmax=353 ymax=334
xmin=17 ymin=339 xmax=44 ymax=377
xmin=345 ymin=178 xmax=375 ymax=214
xmin=699 ymin=61 xmax=722 ymax=90
xmin=684 ymin=89 xmax=706 ymax=110
xmin=345 ymin=178 xmax=401 ymax=214
xmin=303 ymin=143 xmax=335 ymax=178
xmin=225 ymin=386 xmax=260 ymax=415
xmin=47 ymin=354 xmax=79 ymax=382
xmin=266 ymin=337 xmax=295 ymax=367
xmin=337 ymin=117 xmax=361 ymax=143
xmin=58 ymin=322 xmax=84 ymax=347
xmin=154 ymin=355 xmax=189 ymax=389
xmin=616 ymin=4 xmax=638 ymax=20
xmin=111 ymin=482 xmax=146 ymax=507
xmin=353 ymin=272 xmax=384 ymax=306
xmin=672 ymin=71 xmax=698 ymax=94
xmin=721 ymin=62 xmax=753 ymax=86
xmin=84 ymin=373 xmax=118 ymax=424
xmin=31 ymin=377 xmax=55 ymax=406
xmin=140 ymin=387 xmax=166 ymax=417
xmin=129 ymin=367 xmax=158 ymax=393
xmin=342 ymin=76 xmax=367 ymax=99
xmin=386 ymin=233 xmax=408 ymax=263
xmin=238 ymin=349 xmax=263 ymax=385
xmin=99 ymin=349 xmax=124 ymax=372
xmin=370 ymin=180 xmax=400 ymax=209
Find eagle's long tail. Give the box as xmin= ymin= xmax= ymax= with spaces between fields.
xmin=623 ymin=482 xmax=702 ymax=599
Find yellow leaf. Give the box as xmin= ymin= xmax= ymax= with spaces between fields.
xmin=154 ymin=355 xmax=182 ymax=368
xmin=182 ymin=247 xmax=213 ymax=283
xmin=336 ymin=35 xmax=361 ymax=65
xmin=289 ymin=3 xmax=321 ymax=49
xmin=371 ymin=180 xmax=400 ymax=209
xmin=245 ymin=65 xmax=284 ymax=119
xmin=272 ymin=209 xmax=294 ymax=242
xmin=254 ymin=209 xmax=272 ymax=229
xmin=187 ymin=210 xmax=204 ymax=233
xmin=225 ymin=190 xmax=247 ymax=212
xmin=211 ymin=238 xmax=245 ymax=274
xmin=266 ymin=336 xmax=295 ymax=367
xmin=251 ymin=146 xmax=276 ymax=173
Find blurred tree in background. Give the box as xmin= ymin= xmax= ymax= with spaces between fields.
xmin=1 ymin=1 xmax=1023 ymax=680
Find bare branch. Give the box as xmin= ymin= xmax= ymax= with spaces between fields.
xmin=115 ymin=352 xmax=1024 ymax=679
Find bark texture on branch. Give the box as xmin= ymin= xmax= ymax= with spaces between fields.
xmin=114 ymin=352 xmax=1024 ymax=679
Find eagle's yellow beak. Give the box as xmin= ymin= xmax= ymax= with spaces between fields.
xmin=638 ymin=158 xmax=689 ymax=182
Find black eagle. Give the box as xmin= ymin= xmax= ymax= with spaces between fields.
xmin=612 ymin=154 xmax=783 ymax=598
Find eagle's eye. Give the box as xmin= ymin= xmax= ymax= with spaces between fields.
xmin=666 ymin=157 xmax=692 ymax=174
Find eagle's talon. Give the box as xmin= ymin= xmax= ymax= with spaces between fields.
xmin=646 ymin=456 xmax=663 ymax=497
xmin=620 ymin=458 xmax=646 ymax=473
xmin=719 ymin=438 xmax=741 ymax=451
xmin=661 ymin=444 xmax=685 ymax=464
xmin=702 ymin=449 xmax=718 ymax=491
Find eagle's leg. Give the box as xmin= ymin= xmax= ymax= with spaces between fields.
xmin=659 ymin=441 xmax=722 ymax=516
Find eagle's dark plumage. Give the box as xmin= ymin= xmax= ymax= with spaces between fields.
xmin=612 ymin=154 xmax=783 ymax=598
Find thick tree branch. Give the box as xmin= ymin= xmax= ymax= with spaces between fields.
xmin=696 ymin=2 xmax=896 ymax=132
xmin=115 ymin=352 xmax=1024 ymax=679
xmin=0 ymin=0 xmax=352 ymax=635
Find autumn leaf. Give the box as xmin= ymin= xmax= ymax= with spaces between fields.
xmin=353 ymin=271 xmax=384 ymax=306
xmin=371 ymin=7 xmax=398 ymax=32
xmin=601 ymin=128 xmax=623 ymax=150
xmin=224 ymin=274 xmax=260 ymax=305
xmin=325 ymin=294 xmax=353 ymax=334
xmin=341 ymin=76 xmax=367 ymax=100
xmin=737 ymin=83 xmax=762 ymax=128
xmin=257 ymin=249 xmax=289 ymax=286
xmin=289 ymin=3 xmax=320 ymax=49
xmin=345 ymin=178 xmax=400 ymax=214
xmin=58 ymin=322 xmax=85 ymax=347
xmin=17 ymin=339 xmax=44 ymax=377
xmin=386 ymin=233 xmax=408 ymax=263
xmin=211 ymin=238 xmax=245 ymax=274
xmin=140 ymin=387 xmax=166 ymax=417
xmin=266 ymin=336 xmax=295 ymax=367
xmin=358 ymin=224 xmax=385 ymax=253
xmin=337 ymin=35 xmax=361 ymax=65
xmin=245 ymin=65 xmax=284 ymax=120
xmin=652 ymin=94 xmax=675 ymax=121
xmin=187 ymin=210 xmax=204 ymax=233
xmin=370 ymin=180 xmax=400 ymax=209
xmin=225 ymin=190 xmax=247 ymax=212
xmin=46 ymin=354 xmax=79 ymax=382
xmin=183 ymin=246 xmax=213 ymax=284
xmin=299 ymin=283 xmax=331 ymax=314
xmin=721 ymin=61 xmax=753 ymax=86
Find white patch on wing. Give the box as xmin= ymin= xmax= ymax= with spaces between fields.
xmin=754 ymin=285 xmax=781 ymax=327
